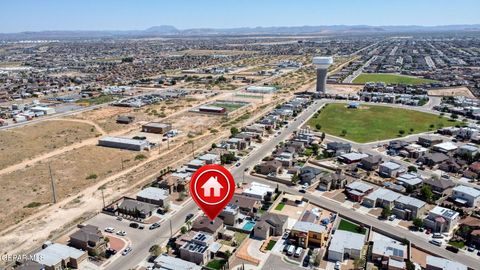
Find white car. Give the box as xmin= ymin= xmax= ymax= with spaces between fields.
xmin=116 ymin=230 xmax=127 ymax=236
xmin=104 ymin=227 xmax=115 ymax=233
xmin=122 ymin=247 xmax=132 ymax=256
xmin=334 ymin=261 xmax=341 ymax=270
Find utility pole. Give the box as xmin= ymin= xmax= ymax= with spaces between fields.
xmin=169 ymin=219 xmax=173 ymax=238
xmin=48 ymin=163 xmax=57 ymax=203
xmin=190 ymin=141 xmax=195 ymax=158
xmin=101 ymin=188 xmax=106 ymax=208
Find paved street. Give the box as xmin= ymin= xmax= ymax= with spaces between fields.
xmin=101 ymin=98 xmax=480 ymax=269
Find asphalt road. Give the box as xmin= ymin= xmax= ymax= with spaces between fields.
xmin=103 ymin=99 xmax=325 ymax=270
xmin=105 ymin=99 xmax=480 ymax=269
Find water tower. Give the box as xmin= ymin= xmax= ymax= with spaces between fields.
xmin=313 ymin=56 xmax=333 ymax=93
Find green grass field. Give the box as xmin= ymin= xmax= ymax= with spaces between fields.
xmin=308 ymin=103 xmax=457 ymax=143
xmin=353 ymin=73 xmax=438 ymax=85
xmin=338 ymin=219 xmax=366 ymax=234
xmin=212 ymin=102 xmax=245 ymax=112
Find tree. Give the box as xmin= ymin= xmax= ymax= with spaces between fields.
xmin=406 ymin=260 xmax=415 ymax=270
xmin=315 ymin=123 xmax=321 ymax=130
xmin=211 ymin=143 xmax=217 ymax=149
xmin=413 ymin=217 xmax=424 ymax=228
xmin=149 ymin=244 xmax=162 ymax=256
xmin=321 ymin=132 xmax=326 ymax=141
xmin=399 ymin=129 xmax=405 ymax=135
xmin=311 ymin=144 xmax=320 ymax=156
xmin=381 ymin=206 xmax=392 ymax=219
xmin=450 ymin=113 xmax=459 ymax=120
xmin=341 ymin=129 xmax=347 ymax=137
xmin=408 ymin=165 xmax=417 ymax=173
xmin=180 ymin=226 xmax=187 ymax=234
xmin=409 ymin=128 xmax=414 ymax=133
xmin=421 ymin=185 xmax=434 ymax=203
xmin=291 ymin=173 xmax=300 ymax=185
xmin=230 ymin=127 xmax=239 ymax=137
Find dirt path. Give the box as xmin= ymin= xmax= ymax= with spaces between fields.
xmin=46 ymin=118 xmax=108 ymax=135
xmin=0 ymin=66 xmax=311 ymax=262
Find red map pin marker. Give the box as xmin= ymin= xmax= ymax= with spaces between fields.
xmin=190 ymin=164 xmax=235 ymax=221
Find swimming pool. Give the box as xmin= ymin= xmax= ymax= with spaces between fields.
xmin=242 ymin=221 xmax=256 ymax=231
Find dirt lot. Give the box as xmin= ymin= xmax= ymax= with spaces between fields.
xmin=70 ymin=94 xmax=214 ymax=133
xmin=326 ymin=84 xmax=364 ymax=95
xmin=428 ymin=86 xmax=475 ymax=98
xmin=411 ymin=246 xmax=429 ymax=268
xmin=0 ymin=145 xmax=144 ymax=232
xmin=0 ymin=120 xmax=99 ymax=170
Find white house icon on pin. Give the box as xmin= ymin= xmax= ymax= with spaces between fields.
xmin=201 ymin=176 xmax=223 ymax=197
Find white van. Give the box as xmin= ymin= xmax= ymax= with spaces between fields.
xmin=294 ymin=247 xmax=303 ymax=257
xmin=287 ymin=245 xmax=295 ymax=256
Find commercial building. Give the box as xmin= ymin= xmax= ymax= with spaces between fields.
xmin=246 ymin=86 xmax=277 ymax=94
xmin=141 ymin=122 xmax=172 ymax=134
xmin=30 ymin=106 xmax=56 ymax=115
xmin=198 ymin=105 xmax=226 ymax=114
xmin=98 ymin=136 xmax=150 ymax=151
xmin=34 ymin=243 xmax=87 ymax=270
xmin=136 ymin=187 xmax=170 ymax=207
xmin=328 ymin=230 xmax=365 ymax=262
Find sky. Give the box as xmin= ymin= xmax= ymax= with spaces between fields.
xmin=1 ymin=0 xmax=479 ymax=33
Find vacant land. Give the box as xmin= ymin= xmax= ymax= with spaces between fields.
xmin=0 ymin=120 xmax=99 ymax=170
xmin=309 ymin=103 xmax=457 ymax=143
xmin=0 ymin=145 xmax=143 ymax=232
xmin=427 ymin=86 xmax=475 ymax=98
xmin=353 ymin=73 xmax=438 ymax=85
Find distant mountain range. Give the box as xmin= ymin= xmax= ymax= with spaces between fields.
xmin=1 ymin=24 xmax=480 ymax=40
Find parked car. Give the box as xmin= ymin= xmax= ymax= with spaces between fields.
xmin=302 ymin=255 xmax=310 ymax=267
xmin=129 ymin=222 xmax=139 ymax=228
xmin=388 ymin=215 xmax=396 ymax=221
xmin=468 ymin=246 xmax=475 ymax=252
xmin=429 ymin=239 xmax=442 ymax=246
xmin=116 ymin=231 xmax=127 ymax=236
xmin=122 ymin=247 xmax=132 ymax=256
xmin=186 ymin=213 xmax=194 ymax=221
xmin=104 ymin=227 xmax=115 ymax=233
xmin=446 ymin=246 xmax=459 ymax=253
xmin=282 ymin=231 xmax=290 ymax=240
xmin=334 ymin=261 xmax=341 ymax=270
xmin=116 ymin=216 xmax=123 ymax=221
xmin=149 ymin=223 xmax=160 ymax=230
xmin=294 ymin=247 xmax=303 ymax=257
xmin=138 ymin=225 xmax=145 ymax=230
xmin=432 ymin=233 xmax=444 ymax=239
xmin=287 ymin=245 xmax=295 ymax=256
